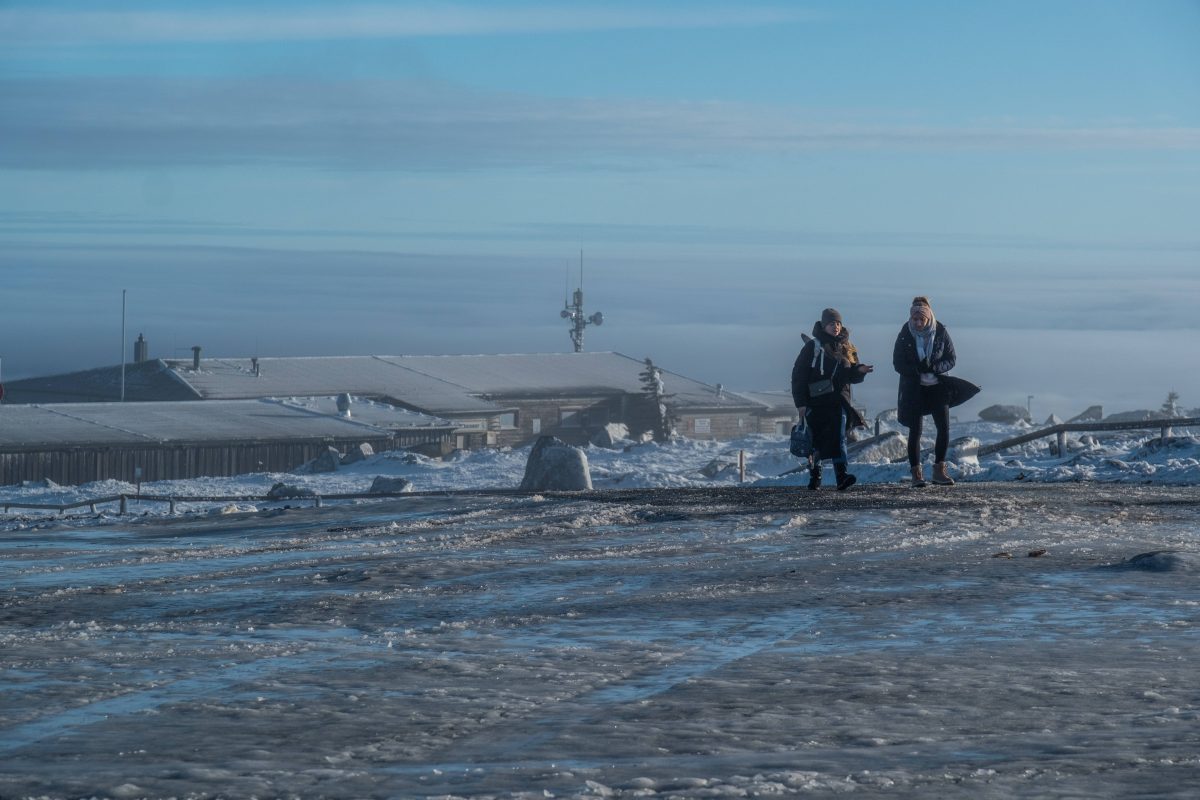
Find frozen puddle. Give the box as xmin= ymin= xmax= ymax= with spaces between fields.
xmin=2 ymin=484 xmax=1199 ymax=798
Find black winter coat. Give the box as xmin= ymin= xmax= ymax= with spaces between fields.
xmin=893 ymin=321 xmax=956 ymax=428
xmin=791 ymin=326 xmax=868 ymax=429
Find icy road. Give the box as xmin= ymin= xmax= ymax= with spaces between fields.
xmin=3 ymin=483 xmax=1199 ymax=799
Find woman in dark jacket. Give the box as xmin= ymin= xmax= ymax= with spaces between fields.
xmin=893 ymin=296 xmax=957 ymax=486
xmin=791 ymin=308 xmax=873 ymax=490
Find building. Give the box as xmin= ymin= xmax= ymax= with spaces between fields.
xmin=5 ymin=352 xmax=770 ymax=447
xmin=0 ymin=399 xmax=453 ymax=486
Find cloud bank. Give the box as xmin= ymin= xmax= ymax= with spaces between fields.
xmin=0 ymin=4 xmax=820 ymax=44
xmin=4 ymin=77 xmax=1198 ymax=171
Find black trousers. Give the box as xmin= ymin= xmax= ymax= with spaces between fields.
xmin=907 ymin=385 xmax=950 ymax=465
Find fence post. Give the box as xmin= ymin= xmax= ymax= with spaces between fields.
xmin=314 ymin=495 xmax=323 ymax=508
xmin=738 ymin=450 xmax=746 ymax=483
xmin=1056 ymin=430 xmax=1066 ymax=457
xmin=119 ymin=495 xmax=128 ymax=515
xmin=1161 ymin=424 xmax=1169 ymax=444
xmin=169 ymin=498 xmax=177 ymax=514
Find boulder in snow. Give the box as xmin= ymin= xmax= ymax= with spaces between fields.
xmin=848 ymin=431 xmax=907 ymax=463
xmin=1044 ymin=413 xmax=1063 ymax=426
xmin=519 ymin=436 xmax=592 ymax=491
xmin=267 ymin=482 xmax=315 ymax=499
xmin=1104 ymin=409 xmax=1168 ymax=423
xmin=341 ymin=443 xmax=374 ymax=465
xmin=1117 ymin=550 xmax=1200 ymax=572
xmin=296 ymin=446 xmax=342 ymax=473
xmin=978 ymin=404 xmax=1031 ymax=424
xmin=590 ymin=423 xmax=630 ymax=449
xmin=1068 ymin=405 xmax=1103 ymax=423
xmin=949 ymin=435 xmax=981 ymax=463
xmin=699 ymin=458 xmax=734 ymax=478
xmin=368 ymin=476 xmax=413 ymax=494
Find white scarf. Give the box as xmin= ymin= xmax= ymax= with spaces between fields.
xmin=908 ymin=316 xmax=938 ymax=384
xmin=908 ymin=317 xmax=937 ymax=362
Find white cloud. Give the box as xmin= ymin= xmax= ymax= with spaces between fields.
xmin=2 ymin=77 xmax=1197 ymax=171
xmin=0 ymin=4 xmax=819 ymax=44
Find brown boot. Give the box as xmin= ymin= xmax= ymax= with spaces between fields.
xmin=931 ymin=462 xmax=955 ymax=486
xmin=910 ymin=464 xmax=927 ymax=488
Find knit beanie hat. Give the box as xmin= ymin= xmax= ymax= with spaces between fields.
xmin=821 ymin=307 xmax=843 ymax=326
xmin=910 ymin=296 xmax=933 ymax=323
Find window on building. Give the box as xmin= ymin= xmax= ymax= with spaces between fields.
xmin=498 ymin=412 xmax=517 ymax=429
xmin=531 ymin=418 xmax=541 ymax=434
xmin=694 ymin=418 xmax=711 ymax=434
xmin=560 ymin=408 xmax=582 ymax=427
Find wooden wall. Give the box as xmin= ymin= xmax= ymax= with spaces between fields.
xmin=0 ymin=431 xmax=450 ymax=487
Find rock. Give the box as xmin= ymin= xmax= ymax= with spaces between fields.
xmin=876 ymin=408 xmax=899 ymax=422
xmin=210 ymin=503 xmax=256 ymax=515
xmin=1068 ymin=405 xmax=1103 ymax=423
xmin=267 ymin=482 xmax=315 ymax=499
xmin=1105 ymin=409 xmax=1168 ymax=422
xmin=699 ymin=458 xmax=734 ymax=478
xmin=1044 ymin=413 xmax=1063 ymax=426
xmin=1133 ymin=436 xmax=1200 ymax=457
xmin=298 ymin=445 xmax=343 ymax=473
xmin=404 ymin=441 xmax=446 ymax=460
xmin=949 ymin=435 xmax=981 ymax=463
xmin=978 ymin=404 xmax=1031 ymax=424
xmin=519 ymin=436 xmax=592 ymax=491
xmin=848 ymin=431 xmax=907 ymax=463
xmin=1118 ymin=550 xmax=1199 ymax=572
xmin=590 ymin=423 xmax=630 ymax=449
xmin=368 ymin=476 xmax=413 ymax=494
xmin=341 ymin=443 xmax=374 ymax=465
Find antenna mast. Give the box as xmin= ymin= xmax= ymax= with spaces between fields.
xmin=560 ymin=251 xmax=604 ymax=352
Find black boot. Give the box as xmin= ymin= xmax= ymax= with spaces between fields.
xmin=835 ymin=463 xmax=857 ymax=491
xmin=807 ymin=463 xmax=822 ymax=490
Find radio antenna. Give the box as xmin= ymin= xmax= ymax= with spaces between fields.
xmin=559 ymin=251 xmax=604 ymax=352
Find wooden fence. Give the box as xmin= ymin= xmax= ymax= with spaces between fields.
xmin=963 ymin=416 xmax=1200 ymax=459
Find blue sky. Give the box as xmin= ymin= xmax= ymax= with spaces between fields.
xmin=2 ymin=1 xmax=1198 ymax=416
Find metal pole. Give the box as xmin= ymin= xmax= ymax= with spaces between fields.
xmin=120 ymin=289 xmax=127 ymax=402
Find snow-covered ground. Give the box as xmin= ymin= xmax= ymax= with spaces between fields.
xmin=2 ymin=420 xmax=1199 ymax=798
xmin=1 ymin=419 xmax=1198 ymax=527
xmin=3 ymin=482 xmax=1199 ymax=798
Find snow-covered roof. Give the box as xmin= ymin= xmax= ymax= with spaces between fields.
xmin=7 ymin=353 xmax=768 ymax=415
xmin=274 ymin=395 xmax=454 ymax=431
xmin=166 ymin=352 xmax=765 ymax=411
xmin=0 ymin=399 xmax=452 ymax=449
xmin=4 ymin=360 xmax=200 ymax=404
xmin=734 ymin=390 xmax=796 ymax=414
xmin=163 ymin=356 xmax=504 ymax=415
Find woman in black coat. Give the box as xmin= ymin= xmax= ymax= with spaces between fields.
xmin=893 ymin=296 xmax=957 ymax=486
xmin=791 ymin=308 xmax=873 ymax=490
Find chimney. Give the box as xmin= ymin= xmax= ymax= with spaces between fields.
xmin=133 ymin=333 xmax=149 ymax=363
xmin=191 ymin=346 xmax=202 ymax=371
